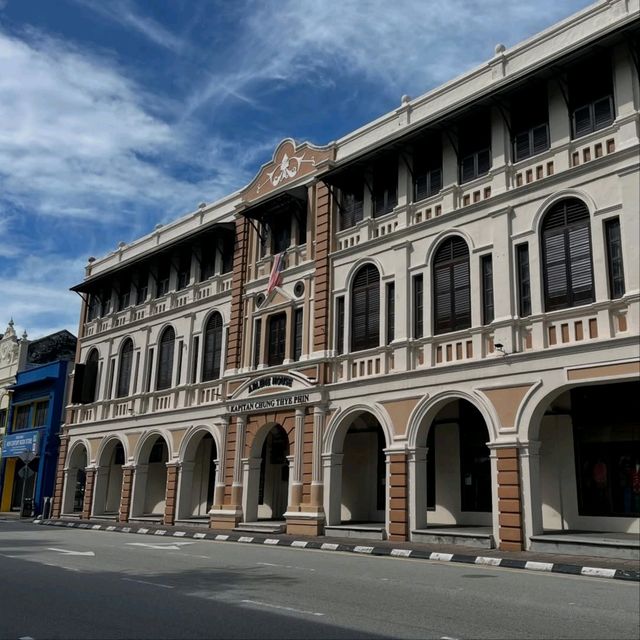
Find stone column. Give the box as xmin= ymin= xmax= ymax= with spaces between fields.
xmin=231 ymin=414 xmax=246 ymax=508
xmin=163 ymin=462 xmax=179 ymax=526
xmin=81 ymin=467 xmax=96 ymax=520
xmin=241 ymin=456 xmax=262 ymax=523
xmin=310 ymin=406 xmax=326 ymax=508
xmin=322 ymin=452 xmax=343 ymax=526
xmin=519 ymin=440 xmax=542 ymax=549
xmin=407 ymin=447 xmax=427 ymax=533
xmin=118 ymin=465 xmax=135 ymax=523
xmin=386 ymin=450 xmax=408 ymax=542
xmin=288 ymin=408 xmax=305 ymax=511
xmin=51 ymin=433 xmax=69 ymax=518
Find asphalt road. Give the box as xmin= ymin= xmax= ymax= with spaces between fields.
xmin=0 ymin=520 xmax=638 ymax=640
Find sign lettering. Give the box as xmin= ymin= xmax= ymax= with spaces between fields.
xmin=248 ymin=375 xmax=294 ymax=394
xmin=230 ymin=394 xmax=310 ymax=414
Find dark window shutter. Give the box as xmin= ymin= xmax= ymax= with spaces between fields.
xmin=433 ymin=237 xmax=471 ymax=334
xmin=293 ymin=308 xmax=303 ymax=361
xmin=413 ymin=275 xmax=423 ymax=339
xmin=82 ymin=350 xmax=99 ymax=403
xmin=253 ymin=319 xmax=262 ymax=367
xmin=517 ymin=243 xmax=531 ymax=317
xmin=71 ymin=364 xmax=86 ymax=404
xmin=532 ymin=124 xmax=549 ymax=155
xmin=267 ymin=313 xmax=287 ymax=366
xmin=202 ymin=313 xmax=223 ymax=381
xmin=386 ymin=282 xmax=395 ymax=345
xmin=156 ymin=327 xmax=175 ymax=390
xmin=605 ymin=218 xmax=625 ymax=299
xmin=593 ymin=96 xmax=613 ymax=130
xmin=351 ymin=265 xmax=380 ymax=351
xmin=481 ymin=254 xmax=494 ymax=325
xmin=116 ymin=339 xmax=133 ymax=398
xmin=542 ymin=198 xmax=594 ymax=311
xmin=336 ymin=297 xmax=345 ymax=355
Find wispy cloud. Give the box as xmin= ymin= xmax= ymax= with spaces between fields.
xmin=72 ymin=0 xmax=186 ymax=53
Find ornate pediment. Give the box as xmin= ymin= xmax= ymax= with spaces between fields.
xmin=243 ymin=139 xmax=334 ymax=204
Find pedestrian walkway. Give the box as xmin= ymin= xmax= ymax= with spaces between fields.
xmin=36 ymin=517 xmax=640 ymax=582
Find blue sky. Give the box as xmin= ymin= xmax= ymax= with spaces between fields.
xmin=0 ymin=0 xmax=593 ymax=339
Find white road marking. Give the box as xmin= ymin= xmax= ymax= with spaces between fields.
xmin=106 ymin=526 xmax=116 ymax=531
xmin=291 ymin=540 xmax=307 ymax=548
xmin=257 ymin=562 xmax=315 ymax=572
xmin=525 ymin=561 xmax=553 ymax=572
xmin=354 ymin=546 xmax=374 ymax=554
xmin=581 ymin=566 xmax=616 ymax=578
xmin=122 ymin=577 xmax=174 ymax=589
xmin=238 ymin=536 xmax=254 ymax=543
xmin=126 ymin=542 xmax=194 ymax=551
xmin=193 ymin=532 xmax=206 ymax=539
xmin=173 ymin=531 xmax=187 ymax=537
xmin=137 ymin=528 xmax=149 ymax=534
xmin=475 ymin=556 xmax=501 ymax=566
xmin=430 ymin=552 xmax=453 ymax=562
xmin=241 ymin=599 xmax=324 ymax=617
xmin=91 ymin=525 xmax=102 ymax=530
xmin=19 ymin=636 xmax=35 ymax=639
xmin=154 ymin=530 xmax=167 ymax=536
xmin=215 ymin=534 xmax=229 ymax=541
xmin=391 ymin=549 xmax=412 ymax=557
xmin=320 ymin=542 xmax=339 ymax=551
xmin=47 ymin=548 xmax=95 ymax=556
xmin=264 ymin=538 xmax=280 ymax=545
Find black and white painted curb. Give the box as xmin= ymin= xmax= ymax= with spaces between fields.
xmin=34 ymin=518 xmax=639 ymax=583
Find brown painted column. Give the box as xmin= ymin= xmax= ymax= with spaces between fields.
xmin=81 ymin=467 xmax=96 ymax=519
xmin=313 ymin=182 xmax=331 ymax=383
xmin=497 ymin=447 xmax=524 ymax=551
xmin=163 ymin=462 xmax=179 ymax=526
xmin=118 ymin=465 xmax=135 ymax=522
xmin=225 ymin=216 xmax=248 ymax=374
xmin=51 ymin=433 xmax=69 ymax=518
xmin=387 ymin=451 xmax=408 ymax=542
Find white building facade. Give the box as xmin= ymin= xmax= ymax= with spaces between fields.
xmin=54 ymin=1 xmax=640 ymax=557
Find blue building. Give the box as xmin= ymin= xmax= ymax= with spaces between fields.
xmin=0 ymin=359 xmax=72 ymax=516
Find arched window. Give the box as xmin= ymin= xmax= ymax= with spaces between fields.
xmin=84 ymin=349 xmax=99 ymax=402
xmin=116 ymin=338 xmax=133 ymax=398
xmin=202 ymin=313 xmax=223 ymax=381
xmin=433 ymin=237 xmax=471 ymax=334
xmin=541 ymin=198 xmax=594 ymax=311
xmin=351 ymin=264 xmax=380 ymax=352
xmin=156 ymin=327 xmax=175 ymax=391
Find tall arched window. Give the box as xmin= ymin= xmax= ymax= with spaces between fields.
xmin=351 ymin=264 xmax=380 ymax=352
xmin=84 ymin=349 xmax=99 ymax=402
xmin=116 ymin=338 xmax=133 ymax=398
xmin=541 ymin=198 xmax=594 ymax=311
xmin=156 ymin=327 xmax=175 ymax=391
xmin=202 ymin=313 xmax=223 ymax=381
xmin=433 ymin=237 xmax=471 ymax=334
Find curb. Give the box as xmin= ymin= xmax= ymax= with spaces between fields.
xmin=34 ymin=518 xmax=640 ymax=583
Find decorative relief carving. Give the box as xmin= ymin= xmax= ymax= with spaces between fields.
xmin=242 ymin=138 xmax=334 ymax=204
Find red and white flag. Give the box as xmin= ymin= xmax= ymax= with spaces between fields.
xmin=266 ymin=252 xmax=286 ymax=295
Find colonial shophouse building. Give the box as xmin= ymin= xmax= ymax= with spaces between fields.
xmin=53 ymin=1 xmax=639 ymax=558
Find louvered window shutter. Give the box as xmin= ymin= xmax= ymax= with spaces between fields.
xmin=433 ymin=237 xmax=471 ymax=334
xmin=203 ymin=314 xmax=223 ymax=381
xmin=542 ymin=199 xmax=594 ymax=311
xmin=116 ymin=340 xmax=133 ymax=398
xmin=267 ymin=313 xmax=287 ymax=366
xmin=156 ymin=328 xmax=175 ymax=390
xmin=83 ymin=351 xmax=99 ymax=403
xmin=351 ymin=265 xmax=380 ymax=352
xmin=71 ymin=364 xmax=86 ymax=404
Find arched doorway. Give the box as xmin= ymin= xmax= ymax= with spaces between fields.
xmin=325 ymin=411 xmax=387 ymax=538
xmin=535 ymin=381 xmax=639 ymax=537
xmin=130 ymin=435 xmax=168 ymax=520
xmin=412 ymin=398 xmax=494 ymax=546
xmin=92 ymin=439 xmax=125 ymax=518
xmin=243 ymin=424 xmax=290 ymax=524
xmin=62 ymin=444 xmax=87 ymax=515
xmin=177 ymin=431 xmax=217 ymax=522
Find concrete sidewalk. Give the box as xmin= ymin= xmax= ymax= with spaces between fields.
xmin=36 ymin=517 xmax=640 ymax=582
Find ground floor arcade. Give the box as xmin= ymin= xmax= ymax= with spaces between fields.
xmin=53 ymin=374 xmax=640 ymax=557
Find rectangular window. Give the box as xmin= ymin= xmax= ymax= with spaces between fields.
xmin=176 ymin=340 xmax=183 ymax=386
xmin=270 ymin=216 xmax=291 ymax=255
xmin=293 ymin=308 xmax=303 ymax=361
xmin=413 ymin=275 xmax=423 ymax=339
xmin=135 ymin=270 xmax=148 ymax=305
xmin=510 ymin=84 xmax=550 ymax=162
xmin=145 ymin=348 xmax=154 ymax=393
xmin=176 ymin=251 xmax=191 ymax=291
xmin=253 ymin=319 xmax=262 ymax=368
xmin=516 ymin=244 xmax=531 ymax=317
xmin=117 ymin=285 xmax=130 ymax=312
xmin=372 ymin=156 xmax=398 ymax=217
xmin=13 ymin=405 xmax=30 ymax=431
xmin=106 ymin=358 xmax=115 ymax=400
xmin=458 ymin=112 xmax=491 ymax=183
xmin=87 ymin=295 xmax=101 ymax=321
xmin=336 ymin=296 xmax=345 ymax=355
xmin=0 ymin=408 xmax=7 ymax=430
xmin=33 ymin=401 xmax=49 ymax=427
xmin=191 ymin=336 xmax=199 ymax=383
xmin=413 ymin=137 xmax=443 ymax=201
xmin=569 ymin=55 xmax=614 ymax=139
xmin=100 ymin=293 xmax=112 ymax=317
xmin=386 ymin=282 xmax=395 ymax=345
xmin=156 ymin=264 xmax=170 ymax=298
xmin=267 ymin=313 xmax=287 ymax=366
xmin=296 ymin=209 xmax=308 ymax=245
xmin=481 ymin=254 xmax=494 ymax=325
xmin=339 ymin=185 xmax=364 ymax=230
xmin=200 ymin=238 xmax=216 ymax=281
xmin=605 ymin=218 xmax=625 ymax=299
